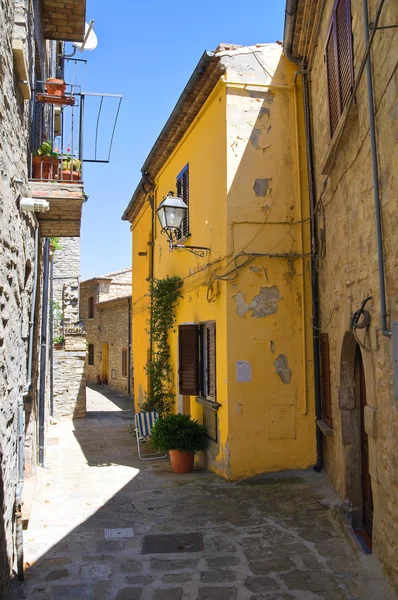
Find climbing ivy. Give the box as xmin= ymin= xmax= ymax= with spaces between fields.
xmin=143 ymin=275 xmax=184 ymax=417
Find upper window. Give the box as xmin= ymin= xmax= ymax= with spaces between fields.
xmin=122 ymin=348 xmax=128 ymax=378
xmin=176 ymin=164 xmax=189 ymax=239
xmin=88 ymin=344 xmax=94 ymax=366
xmin=178 ymin=322 xmax=216 ymax=400
xmin=88 ymin=296 xmax=95 ymax=319
xmin=325 ymin=0 xmax=354 ymax=137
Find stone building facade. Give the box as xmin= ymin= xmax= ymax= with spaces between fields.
xmin=52 ymin=238 xmax=86 ymax=419
xmin=284 ymin=0 xmax=398 ymax=589
xmin=0 ymin=0 xmax=87 ymax=595
xmin=80 ymin=270 xmax=132 ymax=396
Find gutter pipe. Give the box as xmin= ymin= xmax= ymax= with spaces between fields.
xmin=128 ymin=297 xmax=132 ymax=396
xmin=283 ymin=0 xmax=303 ymax=64
xmin=362 ymin=0 xmax=390 ymax=337
xmin=16 ymin=217 xmax=40 ymax=581
xmin=38 ymin=238 xmax=50 ymax=467
xmin=49 ymin=254 xmax=54 ymax=416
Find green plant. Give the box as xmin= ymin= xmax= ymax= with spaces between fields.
xmin=53 ymin=335 xmax=64 ymax=346
xmin=50 ymin=237 xmax=62 ymax=251
xmin=34 ymin=141 xmax=59 ymax=158
xmin=61 ymin=155 xmax=81 ymax=172
xmin=143 ymin=275 xmax=184 ymax=417
xmin=151 ymin=413 xmax=207 ymax=453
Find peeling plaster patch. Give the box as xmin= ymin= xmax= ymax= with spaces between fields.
xmin=249 ymin=266 xmax=262 ymax=275
xmin=249 ymin=285 xmax=280 ymax=318
xmin=253 ymin=178 xmax=270 ymax=197
xmin=274 ymin=354 xmax=292 ymax=384
xmin=233 ymin=291 xmax=250 ymax=316
xmin=259 ymin=107 xmax=271 ymax=119
xmin=270 ymin=340 xmax=275 ymax=354
xmin=261 ymin=204 xmax=271 ymax=213
xmin=250 ymin=128 xmax=262 ymax=148
xmin=236 ymin=402 xmax=242 ymax=416
xmin=247 ymin=90 xmax=275 ymax=104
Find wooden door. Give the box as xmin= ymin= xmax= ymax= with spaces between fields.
xmin=356 ymin=347 xmax=373 ymax=540
xmin=101 ymin=342 xmax=109 ymax=384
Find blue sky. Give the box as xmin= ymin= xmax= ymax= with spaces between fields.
xmin=77 ymin=0 xmax=286 ymax=279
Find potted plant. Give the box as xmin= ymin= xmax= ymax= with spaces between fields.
xmin=45 ymin=78 xmax=66 ymax=97
xmin=150 ymin=413 xmax=207 ymax=473
xmin=32 ymin=141 xmax=59 ymax=180
xmin=60 ymin=155 xmax=81 ymax=182
xmin=53 ymin=335 xmax=64 ymax=350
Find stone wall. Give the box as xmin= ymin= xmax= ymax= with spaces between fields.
xmin=80 ymin=271 xmax=132 ymax=396
xmin=52 ymin=237 xmax=80 ymax=330
xmin=0 ymin=0 xmax=46 ymax=593
xmin=307 ymin=0 xmax=398 ymax=588
xmin=53 ymin=349 xmax=86 ymax=419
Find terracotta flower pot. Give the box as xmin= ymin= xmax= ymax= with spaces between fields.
xmin=45 ymin=78 xmax=66 ymax=97
xmin=32 ymin=155 xmax=58 ymax=180
xmin=169 ymin=450 xmax=195 ymax=474
xmin=60 ymin=169 xmax=81 ymax=182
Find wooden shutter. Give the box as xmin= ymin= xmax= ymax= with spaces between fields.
xmin=88 ymin=296 xmax=94 ymax=319
xmin=176 ymin=164 xmax=189 ymax=238
xmin=325 ymin=0 xmax=353 ymax=137
xmin=178 ymin=324 xmax=199 ymax=396
xmin=206 ymin=323 xmax=216 ymax=399
xmin=88 ymin=344 xmax=94 ymax=366
xmin=320 ymin=333 xmax=332 ymax=427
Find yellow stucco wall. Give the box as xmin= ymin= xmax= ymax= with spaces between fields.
xmin=130 ymin=48 xmax=316 ymax=480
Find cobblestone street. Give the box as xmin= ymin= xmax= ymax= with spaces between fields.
xmin=19 ymin=385 xmax=396 ymax=600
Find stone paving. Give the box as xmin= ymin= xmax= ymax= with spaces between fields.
xmin=18 ymin=385 xmax=397 ymax=600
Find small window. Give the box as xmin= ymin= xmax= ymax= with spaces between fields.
xmin=320 ymin=333 xmax=332 ymax=427
xmin=88 ymin=296 xmax=94 ymax=319
xmin=178 ymin=322 xmax=216 ymax=400
xmin=176 ymin=164 xmax=189 ymax=239
xmin=122 ymin=348 xmax=128 ymax=378
xmin=88 ymin=343 xmax=94 ymax=366
xmin=325 ymin=0 xmax=354 ymax=137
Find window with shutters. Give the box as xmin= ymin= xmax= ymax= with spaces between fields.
xmin=320 ymin=333 xmax=332 ymax=427
xmin=325 ymin=0 xmax=354 ymax=137
xmin=122 ymin=348 xmax=128 ymax=377
xmin=178 ymin=322 xmax=216 ymax=400
xmin=88 ymin=296 xmax=95 ymax=319
xmin=88 ymin=343 xmax=94 ymax=366
xmin=176 ymin=164 xmax=189 ymax=239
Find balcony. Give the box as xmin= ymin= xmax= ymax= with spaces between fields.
xmin=29 ymin=79 xmax=85 ymax=237
xmin=41 ymin=0 xmax=86 ymax=43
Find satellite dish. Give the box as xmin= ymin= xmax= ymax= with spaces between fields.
xmin=72 ymin=20 xmax=98 ymax=52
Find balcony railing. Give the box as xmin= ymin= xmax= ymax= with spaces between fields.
xmin=29 ymin=80 xmax=84 ymax=184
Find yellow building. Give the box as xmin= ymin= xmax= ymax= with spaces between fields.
xmin=123 ymin=43 xmax=316 ymax=480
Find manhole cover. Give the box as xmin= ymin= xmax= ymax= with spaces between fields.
xmin=142 ymin=532 xmax=203 ymax=554
xmin=104 ymin=527 xmax=134 ymax=539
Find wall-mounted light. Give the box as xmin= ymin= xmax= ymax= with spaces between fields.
xmin=156 ymin=195 xmax=210 ymax=257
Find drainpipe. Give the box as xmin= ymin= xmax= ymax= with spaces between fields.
xmin=49 ymin=253 xmax=54 ymax=417
xmin=38 ymin=238 xmax=50 ymax=467
xmin=16 ymin=211 xmax=40 ymax=581
xmin=302 ymin=70 xmax=324 ymax=471
xmin=363 ymin=0 xmax=390 ymax=337
xmin=283 ymin=0 xmax=303 ymax=64
xmin=127 ymin=297 xmax=132 ymax=396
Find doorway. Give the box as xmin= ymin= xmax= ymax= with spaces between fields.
xmin=355 ymin=346 xmax=374 ymax=547
xmin=101 ymin=342 xmax=109 ymax=384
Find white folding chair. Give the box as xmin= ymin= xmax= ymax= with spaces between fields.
xmin=135 ymin=411 xmax=167 ymax=461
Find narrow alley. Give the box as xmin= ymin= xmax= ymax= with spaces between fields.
xmin=20 ymin=386 xmax=396 ymax=600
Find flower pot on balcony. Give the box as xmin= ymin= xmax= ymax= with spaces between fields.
xmin=45 ymin=78 xmax=66 ymax=97
xmin=32 ymin=155 xmax=59 ymax=180
xmin=60 ymin=169 xmax=81 ymax=183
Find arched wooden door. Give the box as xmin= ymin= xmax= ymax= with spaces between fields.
xmin=355 ymin=346 xmax=373 ymax=543
xmin=101 ymin=342 xmax=109 ymax=385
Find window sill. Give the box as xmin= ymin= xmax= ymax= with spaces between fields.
xmin=321 ymin=102 xmax=359 ymax=175
xmin=317 ymin=419 xmax=334 ymax=437
xmin=195 ymin=397 xmax=221 ymax=411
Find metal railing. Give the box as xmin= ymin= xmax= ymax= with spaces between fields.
xmin=29 ymin=80 xmax=84 ymax=183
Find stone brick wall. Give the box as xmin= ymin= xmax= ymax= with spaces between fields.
xmin=0 ymin=0 xmax=47 ymax=593
xmin=307 ymin=0 xmax=398 ymax=588
xmin=80 ymin=270 xmax=132 ymax=396
xmin=53 ymin=350 xmax=86 ymax=419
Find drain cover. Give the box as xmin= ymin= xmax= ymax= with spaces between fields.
xmin=104 ymin=527 xmax=134 ymax=539
xmin=142 ymin=532 xmax=203 ymax=554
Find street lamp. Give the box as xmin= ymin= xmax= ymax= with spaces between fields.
xmin=156 ymin=195 xmax=210 ymax=257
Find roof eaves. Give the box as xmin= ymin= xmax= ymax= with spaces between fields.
xmin=122 ymin=50 xmax=223 ymax=223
